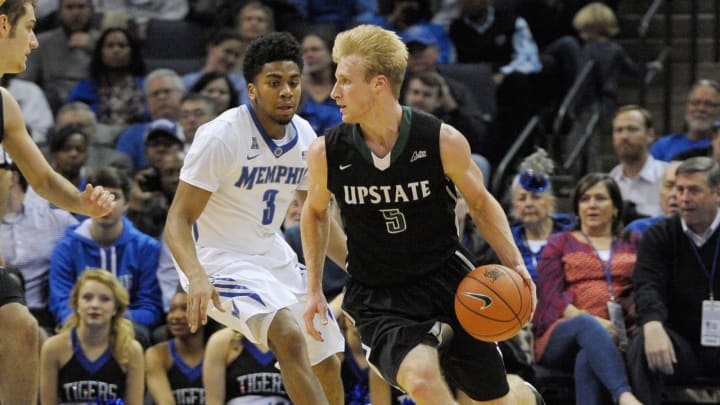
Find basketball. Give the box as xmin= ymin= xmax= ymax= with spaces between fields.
xmin=454 ymin=264 xmax=533 ymax=342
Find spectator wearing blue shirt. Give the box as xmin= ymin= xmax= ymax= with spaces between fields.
xmin=289 ymin=0 xmax=377 ymax=36
xmin=115 ymin=69 xmax=185 ymax=173
xmin=298 ymin=32 xmax=342 ymax=136
xmin=651 ymin=79 xmax=720 ymax=161
xmin=363 ymin=0 xmax=456 ymax=64
xmin=49 ymin=166 xmax=163 ymax=348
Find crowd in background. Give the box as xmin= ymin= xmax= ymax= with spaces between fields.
xmin=4 ymin=0 xmax=720 ymax=404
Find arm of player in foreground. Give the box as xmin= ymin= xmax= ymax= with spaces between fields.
xmin=1 ymin=88 xmax=115 ymax=217
xmin=439 ymin=123 xmax=537 ymax=317
xmin=301 ymin=137 xmax=335 ymax=341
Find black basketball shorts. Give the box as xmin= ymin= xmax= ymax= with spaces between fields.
xmin=0 ymin=266 xmax=25 ymax=308
xmin=342 ymin=250 xmax=510 ymax=401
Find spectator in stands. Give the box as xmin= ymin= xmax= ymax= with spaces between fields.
xmin=188 ymin=71 xmax=239 ymax=113
xmin=68 ymin=26 xmax=148 ymax=129
xmin=364 ymin=0 xmax=455 ymax=63
xmin=231 ymin=1 xmax=275 ymax=76
xmin=203 ymin=327 xmax=292 ymax=404
xmin=298 ymin=31 xmax=341 ymax=136
xmin=510 ymin=148 xmax=576 ymax=281
xmin=290 ymin=0 xmax=377 ymax=37
xmin=127 ymin=132 xmax=182 ymax=239
xmin=403 ymin=71 xmax=488 ymax=160
xmin=674 ymin=118 xmax=720 ymax=163
xmin=628 ymin=156 xmax=720 ymax=405
xmin=40 ymin=269 xmax=145 ymax=405
xmin=48 ymin=166 xmax=164 ymax=348
xmin=19 ymin=0 xmax=97 ymax=107
xmin=397 ymin=26 xmax=490 ymax=143
xmin=127 ymin=141 xmax=184 ymax=311
xmin=178 ymin=93 xmax=218 ymax=147
xmin=1 ymin=165 xmax=78 ymax=332
xmin=573 ymin=2 xmax=645 ymax=116
xmin=609 ymin=105 xmax=667 ymax=218
xmin=92 ymin=0 xmax=188 ymax=41
xmin=449 ymin=0 xmax=542 ymax=161
xmin=182 ymin=28 xmax=249 ymax=105
xmin=625 ymin=160 xmax=681 ymax=234
xmin=54 ymin=102 xmax=133 ymax=173
xmin=651 ymin=79 xmax=720 ymax=161
xmin=1 ymin=74 xmax=53 ymax=143
xmin=534 ymin=172 xmax=643 ymax=405
xmin=115 ymin=68 xmax=185 ymax=172
xmin=145 ymin=289 xmax=207 ymax=404
xmin=47 ymin=126 xmax=89 ymax=191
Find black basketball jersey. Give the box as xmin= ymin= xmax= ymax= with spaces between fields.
xmin=224 ymin=339 xmax=290 ymax=403
xmin=0 ymin=90 xmax=13 ymax=166
xmin=57 ymin=329 xmax=126 ymax=404
xmin=167 ymin=339 xmax=205 ymax=405
xmin=325 ymin=107 xmax=459 ymax=286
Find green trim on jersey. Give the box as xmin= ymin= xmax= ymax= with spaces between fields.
xmin=351 ymin=106 xmax=412 ymax=166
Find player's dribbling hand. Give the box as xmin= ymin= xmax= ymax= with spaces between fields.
xmin=514 ymin=264 xmax=537 ymax=321
xmin=186 ymin=275 xmax=223 ymax=333
xmin=303 ymin=291 xmax=329 ymax=342
xmin=81 ymin=184 xmax=116 ymax=218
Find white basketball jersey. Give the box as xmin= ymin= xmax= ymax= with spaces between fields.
xmin=180 ymin=104 xmax=316 ymax=255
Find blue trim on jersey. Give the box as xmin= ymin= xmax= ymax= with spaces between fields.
xmin=168 ymin=339 xmax=203 ymax=382
xmin=246 ymin=103 xmax=298 ymax=158
xmin=71 ymin=329 xmax=112 ymax=375
xmin=192 ymin=223 xmax=199 ymax=241
xmin=243 ymin=339 xmax=276 ymax=366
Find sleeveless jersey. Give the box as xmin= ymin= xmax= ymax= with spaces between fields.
xmin=325 ymin=107 xmax=459 ymax=286
xmin=57 ymin=329 xmax=126 ymax=404
xmin=0 ymin=90 xmax=11 ymax=166
xmin=180 ymin=104 xmax=316 ymax=255
xmin=225 ymin=339 xmax=290 ymax=405
xmin=167 ymin=339 xmax=204 ymax=405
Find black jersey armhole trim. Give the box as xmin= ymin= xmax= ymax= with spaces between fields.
xmin=350 ymin=106 xmax=412 ymax=166
xmin=0 ymin=89 xmax=4 ymax=144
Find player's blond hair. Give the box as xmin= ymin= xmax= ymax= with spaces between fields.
xmin=573 ymin=2 xmax=619 ymax=37
xmin=333 ymin=24 xmax=408 ymax=98
xmin=61 ymin=269 xmax=135 ymax=367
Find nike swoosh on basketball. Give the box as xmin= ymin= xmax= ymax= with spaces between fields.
xmin=340 ymin=163 xmax=352 ymax=170
xmin=247 ymin=153 xmax=261 ymax=160
xmin=463 ymin=292 xmax=493 ymax=309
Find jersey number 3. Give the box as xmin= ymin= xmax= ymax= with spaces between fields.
xmin=380 ymin=208 xmax=407 ymax=234
xmin=262 ymin=189 xmax=279 ymax=225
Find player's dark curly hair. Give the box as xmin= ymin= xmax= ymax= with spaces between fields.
xmin=0 ymin=0 xmax=35 ymax=35
xmin=243 ymin=32 xmax=303 ymax=85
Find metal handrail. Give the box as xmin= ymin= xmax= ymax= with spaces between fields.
xmin=645 ymin=47 xmax=671 ymax=86
xmin=690 ymin=0 xmax=698 ymax=85
xmin=552 ymin=61 xmax=596 ymax=135
xmin=491 ymin=116 xmax=540 ymax=197
xmin=638 ymin=0 xmax=665 ymax=38
xmin=562 ymin=108 xmax=601 ymax=172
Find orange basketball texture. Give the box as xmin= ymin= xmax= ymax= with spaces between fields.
xmin=454 ymin=264 xmax=533 ymax=342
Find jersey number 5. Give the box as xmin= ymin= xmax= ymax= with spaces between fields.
xmin=379 ymin=208 xmax=407 ymax=234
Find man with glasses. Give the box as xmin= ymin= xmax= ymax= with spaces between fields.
xmin=650 ymin=79 xmax=720 ymax=161
xmin=177 ymin=93 xmax=218 ymax=147
xmin=116 ymin=68 xmax=186 ymax=173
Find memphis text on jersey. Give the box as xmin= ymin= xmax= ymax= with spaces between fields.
xmin=235 ymin=165 xmax=308 ymax=189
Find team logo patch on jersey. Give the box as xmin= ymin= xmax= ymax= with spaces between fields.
xmin=250 ymin=137 xmax=259 ymax=150
xmin=410 ymin=150 xmax=427 ymax=162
